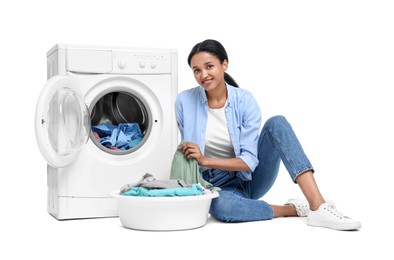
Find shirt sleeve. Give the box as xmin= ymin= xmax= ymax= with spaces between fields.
xmin=237 ymin=91 xmax=261 ymax=172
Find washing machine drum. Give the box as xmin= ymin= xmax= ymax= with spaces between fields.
xmin=108 ymin=92 xmax=146 ymax=126
xmin=91 ymin=92 xmax=147 ymax=131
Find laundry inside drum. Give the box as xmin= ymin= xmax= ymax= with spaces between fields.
xmin=90 ymin=91 xmax=149 ymax=153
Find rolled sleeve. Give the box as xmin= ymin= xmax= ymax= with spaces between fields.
xmin=238 ymin=92 xmax=261 ymax=171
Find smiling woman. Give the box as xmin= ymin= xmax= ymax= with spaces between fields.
xmin=175 ymin=39 xmax=362 ymax=231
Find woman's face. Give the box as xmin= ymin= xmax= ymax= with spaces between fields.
xmin=190 ymin=51 xmax=228 ymax=92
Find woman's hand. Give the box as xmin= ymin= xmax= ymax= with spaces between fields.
xmin=178 ymin=142 xmax=206 ymax=166
xmin=178 ymin=142 xmax=250 ymax=172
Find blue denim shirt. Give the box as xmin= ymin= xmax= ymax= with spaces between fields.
xmin=175 ymin=84 xmax=261 ymax=181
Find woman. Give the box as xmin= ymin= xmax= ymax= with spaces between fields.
xmin=175 ymin=39 xmax=361 ymax=231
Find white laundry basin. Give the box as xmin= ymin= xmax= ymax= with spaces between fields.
xmin=110 ymin=190 xmax=219 ymax=231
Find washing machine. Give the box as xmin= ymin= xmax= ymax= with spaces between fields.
xmin=35 ymin=44 xmax=178 ymax=220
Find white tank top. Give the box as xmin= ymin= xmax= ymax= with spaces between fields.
xmin=204 ymin=103 xmax=235 ymax=160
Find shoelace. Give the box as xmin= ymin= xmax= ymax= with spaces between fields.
xmin=297 ymin=204 xmax=310 ymax=216
xmin=324 ymin=203 xmax=345 ymax=219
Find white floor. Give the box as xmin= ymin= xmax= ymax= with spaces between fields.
xmin=2 ymin=196 xmax=388 ymax=260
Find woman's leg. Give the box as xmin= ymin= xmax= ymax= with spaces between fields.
xmin=239 ymin=115 xmax=360 ymax=229
xmin=209 ymin=187 xmax=274 ymax=222
xmin=249 ymin=116 xmax=314 ymax=196
xmin=248 ymin=115 xmax=323 ymax=215
xmin=203 ymin=170 xmax=274 ymax=222
xmin=295 ymin=170 xmax=325 ymax=210
xmin=270 ymin=171 xmax=325 ymax=217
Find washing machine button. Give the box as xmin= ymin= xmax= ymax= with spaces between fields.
xmin=150 ymin=61 xmax=157 ymax=69
xmin=117 ymin=60 xmax=127 ymax=70
xmin=139 ymin=61 xmax=146 ymax=68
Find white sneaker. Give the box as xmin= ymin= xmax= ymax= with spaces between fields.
xmin=285 ymin=199 xmax=310 ymax=217
xmin=307 ymin=202 xmax=361 ymax=231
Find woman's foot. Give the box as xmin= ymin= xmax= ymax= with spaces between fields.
xmin=285 ymin=199 xmax=310 ymax=217
xmin=307 ymin=202 xmax=361 ymax=231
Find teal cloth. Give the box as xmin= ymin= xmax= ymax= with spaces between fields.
xmin=170 ymin=141 xmax=220 ymax=191
xmin=121 ymin=184 xmax=204 ymax=197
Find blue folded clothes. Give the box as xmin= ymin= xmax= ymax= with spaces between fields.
xmin=121 ymin=184 xmax=204 ymax=197
xmin=92 ymin=123 xmax=143 ymax=150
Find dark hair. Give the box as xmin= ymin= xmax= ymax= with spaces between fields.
xmin=187 ymin=39 xmax=239 ymax=88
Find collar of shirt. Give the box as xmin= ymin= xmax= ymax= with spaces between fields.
xmin=197 ymin=83 xmax=234 ymax=109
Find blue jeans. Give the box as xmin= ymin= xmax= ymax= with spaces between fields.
xmin=202 ymin=115 xmax=314 ymax=222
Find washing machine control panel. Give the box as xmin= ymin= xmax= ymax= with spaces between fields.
xmin=112 ymin=51 xmax=172 ymax=74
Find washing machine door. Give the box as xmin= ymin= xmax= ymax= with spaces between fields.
xmin=35 ymin=76 xmax=91 ymax=168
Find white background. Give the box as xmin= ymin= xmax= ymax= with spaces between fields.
xmin=1 ymin=0 xmax=393 ymax=259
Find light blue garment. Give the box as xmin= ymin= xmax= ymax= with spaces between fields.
xmin=91 ymin=123 xmax=143 ymax=150
xmin=121 ymin=184 xmax=204 ymax=197
xmin=204 ymin=116 xmax=314 ymax=222
xmin=92 ymin=123 xmax=116 ymax=136
xmin=175 ymin=84 xmax=261 ymax=181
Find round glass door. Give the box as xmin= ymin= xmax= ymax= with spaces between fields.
xmin=35 ymin=76 xmax=90 ymax=168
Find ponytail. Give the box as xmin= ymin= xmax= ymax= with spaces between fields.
xmin=224 ymin=72 xmax=239 ymax=88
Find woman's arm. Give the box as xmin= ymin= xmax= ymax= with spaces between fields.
xmin=178 ymin=142 xmax=251 ymax=172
